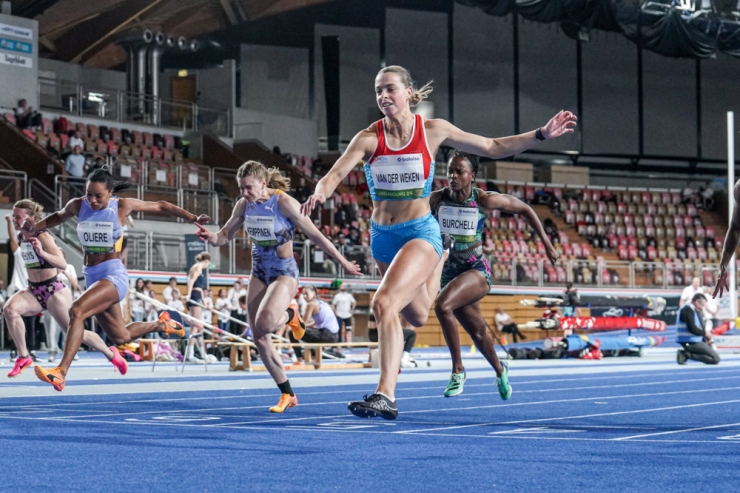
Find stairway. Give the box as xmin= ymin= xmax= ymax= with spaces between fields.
xmin=0 ymin=116 xmax=64 ymax=191
xmin=532 ymin=205 xmax=619 ymax=261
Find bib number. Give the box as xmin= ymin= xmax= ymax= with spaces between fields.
xmin=244 ymin=215 xmax=277 ymax=247
xmin=78 ymin=221 xmax=114 ymax=253
xmin=371 ymin=153 xmax=425 ymax=199
xmin=438 ymin=206 xmax=478 ymax=243
xmin=20 ymin=242 xmax=41 ymax=269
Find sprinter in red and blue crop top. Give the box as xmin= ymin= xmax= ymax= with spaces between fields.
xmin=4 ymin=199 xmax=127 ymax=379
xmin=195 ymin=160 xmax=362 ymax=413
xmin=303 ymin=65 xmax=577 ymax=420
xmin=29 ymin=166 xmax=209 ymax=392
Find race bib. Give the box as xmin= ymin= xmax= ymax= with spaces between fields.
xmin=438 ymin=206 xmax=478 ymax=243
xmin=244 ymin=215 xmax=277 ymax=247
xmin=20 ymin=242 xmax=41 ymax=269
xmin=77 ymin=221 xmax=114 ymax=253
xmin=371 ymin=153 xmax=425 ymax=199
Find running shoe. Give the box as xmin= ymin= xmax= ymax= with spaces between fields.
xmin=7 ymin=355 xmax=33 ymax=378
xmin=158 ymin=311 xmax=185 ymax=338
xmin=443 ymin=371 xmax=466 ymax=397
xmin=677 ymin=350 xmax=688 ymax=365
xmin=34 ymin=366 xmax=66 ymax=392
xmin=286 ymin=308 xmax=306 ymax=340
xmin=497 ymin=361 xmax=512 ymax=400
xmin=109 ymin=346 xmax=128 ymax=375
xmin=269 ymin=393 xmax=298 ymax=413
xmin=347 ymin=393 xmax=398 ymax=420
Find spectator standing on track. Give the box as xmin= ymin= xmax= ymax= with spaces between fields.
xmin=680 ymin=277 xmax=703 ymax=307
xmin=162 ymin=277 xmax=178 ymax=305
xmin=494 ymin=307 xmax=526 ymax=343
xmin=167 ymin=289 xmax=185 ymax=312
xmin=129 ymin=278 xmax=146 ymax=322
xmin=332 ymin=282 xmax=356 ymax=343
xmin=202 ymin=289 xmax=214 ymax=326
xmin=215 ymin=288 xmax=231 ymax=333
xmin=676 ymin=293 xmax=720 ymax=365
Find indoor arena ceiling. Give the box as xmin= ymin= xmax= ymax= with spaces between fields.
xmin=9 ymin=0 xmax=336 ymax=67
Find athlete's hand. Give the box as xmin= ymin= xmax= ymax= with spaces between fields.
xmin=713 ymin=264 xmax=729 ymax=299
xmin=5 ymin=215 xmax=11 ymax=224
xmin=301 ymin=193 xmax=326 ymax=216
xmin=27 ymin=236 xmax=44 ymax=258
xmin=341 ymin=259 xmax=364 ymax=277
xmin=194 ymin=223 xmax=214 ymax=243
xmin=545 ymin=244 xmax=560 ymax=265
xmin=21 ymin=216 xmax=36 ymax=233
xmin=194 ymin=214 xmax=211 ymax=225
xmin=542 ymin=110 xmax=577 ymax=140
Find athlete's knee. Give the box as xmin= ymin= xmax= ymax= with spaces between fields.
xmin=3 ymin=299 xmax=23 ymax=321
xmin=109 ymin=333 xmax=129 ymax=346
xmin=254 ymin=311 xmax=280 ymax=334
xmin=434 ymin=296 xmax=455 ymax=318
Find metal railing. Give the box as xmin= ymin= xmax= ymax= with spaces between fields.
xmin=38 ymin=77 xmax=231 ymax=137
xmin=0 ymin=170 xmax=27 ymax=205
xmin=28 ymin=178 xmax=57 ymax=211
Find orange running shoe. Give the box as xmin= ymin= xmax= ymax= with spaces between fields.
xmin=109 ymin=346 xmax=128 ymax=375
xmin=159 ymin=311 xmax=185 ymax=338
xmin=7 ymin=355 xmax=33 ymax=378
xmin=269 ymin=393 xmax=298 ymax=413
xmin=286 ymin=308 xmax=305 ymax=340
xmin=34 ymin=366 xmax=66 ymax=392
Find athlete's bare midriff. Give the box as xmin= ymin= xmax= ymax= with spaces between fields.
xmin=84 ymin=251 xmax=120 ymax=267
xmin=371 ymin=198 xmax=431 ymax=226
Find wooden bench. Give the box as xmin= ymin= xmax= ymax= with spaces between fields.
xmin=218 ymin=341 xmax=380 ymax=372
xmin=138 ymin=338 xmax=219 ymax=361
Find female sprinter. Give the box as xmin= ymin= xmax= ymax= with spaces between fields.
xmin=303 ymin=65 xmax=576 ymax=419
xmin=5 ymin=200 xmax=127 ymax=378
xmin=30 ymin=167 xmax=209 ymax=391
xmin=195 ymin=161 xmax=362 ymax=413
xmin=185 ymin=252 xmax=211 ymax=362
xmin=432 ymin=151 xmax=559 ymax=399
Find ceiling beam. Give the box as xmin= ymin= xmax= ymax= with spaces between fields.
xmin=219 ymin=0 xmax=239 ymax=25
xmin=51 ymin=0 xmax=166 ymax=64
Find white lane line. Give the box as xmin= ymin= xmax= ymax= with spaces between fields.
xmin=396 ymin=388 xmax=740 ymax=433
xmin=613 ymin=421 xmax=740 ymax=441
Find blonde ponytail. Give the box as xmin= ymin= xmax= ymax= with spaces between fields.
xmin=377 ymin=65 xmax=434 ymax=107
xmin=236 ymin=160 xmax=290 ymax=192
xmin=13 ymin=199 xmax=43 ymax=222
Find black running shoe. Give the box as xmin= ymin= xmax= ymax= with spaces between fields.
xmin=442 ymin=233 xmax=455 ymax=252
xmin=348 ymin=393 xmax=398 ymax=420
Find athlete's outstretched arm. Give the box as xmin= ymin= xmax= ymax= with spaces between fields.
xmin=480 ymin=192 xmax=559 ymax=265
xmin=714 ymin=180 xmax=740 ymax=297
xmin=28 ymin=232 xmax=67 ymax=270
xmin=195 ymin=199 xmax=246 ymax=247
xmin=301 ymin=130 xmax=376 ymax=215
xmin=24 ymin=198 xmax=82 ymax=232
xmin=280 ymin=193 xmax=363 ymax=276
xmin=121 ymin=198 xmax=210 ymax=225
xmin=433 ymin=110 xmax=577 ymax=160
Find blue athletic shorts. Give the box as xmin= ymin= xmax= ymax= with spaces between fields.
xmin=370 ymin=213 xmax=444 ymax=264
xmin=251 ymin=248 xmax=300 ymax=285
xmin=83 ymin=259 xmax=129 ymax=303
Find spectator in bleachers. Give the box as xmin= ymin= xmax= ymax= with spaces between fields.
xmin=14 ymin=99 xmax=40 ymax=129
xmin=293 ymin=177 xmax=312 ymax=204
xmin=65 ymin=146 xmax=85 ymax=178
xmin=68 ymin=130 xmax=84 ymax=151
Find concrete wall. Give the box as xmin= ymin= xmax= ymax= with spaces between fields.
xmin=0 ymin=13 xmax=38 ymax=110
xmin=233 ymin=107 xmax=318 ymax=157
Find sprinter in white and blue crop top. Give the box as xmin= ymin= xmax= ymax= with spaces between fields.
xmin=195 ymin=160 xmax=362 ymax=413
xmin=29 ymin=166 xmax=210 ymax=392
xmin=303 ymin=64 xmax=577 ymax=420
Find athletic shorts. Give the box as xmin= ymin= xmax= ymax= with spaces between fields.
xmin=83 ymin=258 xmax=129 ymax=303
xmin=370 ymin=213 xmax=443 ymax=264
xmin=440 ymin=254 xmax=493 ymax=290
xmin=186 ymin=289 xmax=203 ymax=309
xmin=337 ymin=317 xmax=352 ymax=330
xmin=251 ymin=249 xmax=300 ymax=285
xmin=28 ymin=276 xmax=67 ymax=310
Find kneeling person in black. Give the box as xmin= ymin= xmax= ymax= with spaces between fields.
xmin=290 ymin=285 xmax=339 ymax=360
xmin=676 ymin=293 xmax=720 ymax=365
